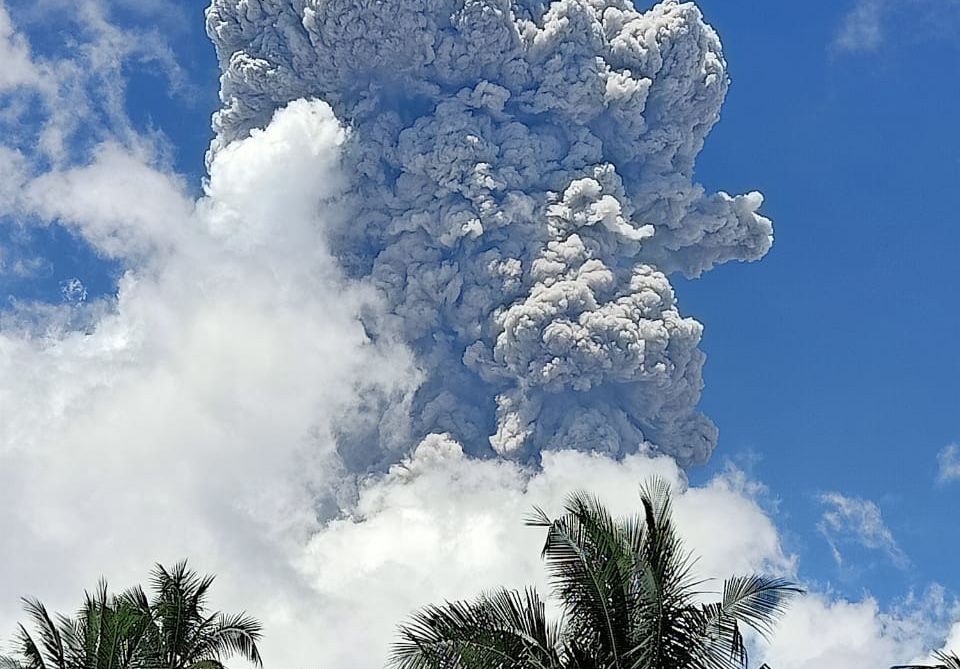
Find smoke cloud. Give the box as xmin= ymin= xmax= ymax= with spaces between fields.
xmin=205 ymin=0 xmax=773 ymax=469
xmin=3 ymin=1 xmax=957 ymax=669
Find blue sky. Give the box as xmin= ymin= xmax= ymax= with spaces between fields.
xmin=2 ymin=0 xmax=959 ymax=666
xmin=684 ymin=0 xmax=960 ymax=601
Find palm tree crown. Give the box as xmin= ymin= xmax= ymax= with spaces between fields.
xmin=0 ymin=580 xmax=151 ymax=669
xmin=1 ymin=561 xmax=262 ymax=669
xmin=134 ymin=561 xmax=263 ymax=669
xmin=390 ymin=476 xmax=801 ymax=669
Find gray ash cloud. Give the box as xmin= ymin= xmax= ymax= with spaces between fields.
xmin=205 ymin=0 xmax=773 ymax=468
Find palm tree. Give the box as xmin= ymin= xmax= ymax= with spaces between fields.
xmin=891 ymin=651 xmax=960 ymax=669
xmin=130 ymin=561 xmax=263 ymax=669
xmin=390 ymin=476 xmax=801 ymax=669
xmin=0 ymin=580 xmax=152 ymax=669
xmin=1 ymin=562 xmax=262 ymax=669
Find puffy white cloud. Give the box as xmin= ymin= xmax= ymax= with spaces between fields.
xmin=0 ymin=96 xmax=420 ymax=653
xmin=289 ymin=444 xmax=793 ymax=669
xmin=939 ymin=618 xmax=960 ymax=657
xmin=763 ymin=586 xmax=958 ymax=669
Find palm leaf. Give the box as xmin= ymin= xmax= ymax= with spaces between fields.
xmin=19 ymin=599 xmax=65 ymax=669
xmin=933 ymin=652 xmax=960 ymax=669
xmin=529 ymin=491 xmax=639 ymax=666
xmin=391 ymin=587 xmax=562 ymax=669
xmin=186 ymin=612 xmax=263 ymax=667
xmin=144 ymin=561 xmax=262 ymax=669
xmin=624 ymin=477 xmax=704 ymax=669
xmin=715 ymin=576 xmax=801 ymax=640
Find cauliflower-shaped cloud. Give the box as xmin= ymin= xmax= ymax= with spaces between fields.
xmin=205 ymin=0 xmax=773 ymax=468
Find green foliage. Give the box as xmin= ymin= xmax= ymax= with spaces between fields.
xmin=1 ymin=561 xmax=262 ymax=669
xmin=390 ymin=477 xmax=801 ymax=669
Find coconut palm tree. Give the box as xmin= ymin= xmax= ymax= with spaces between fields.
xmin=390 ymin=476 xmax=801 ymax=669
xmin=0 ymin=580 xmax=152 ymax=669
xmin=129 ymin=561 xmax=263 ymax=669
xmin=1 ymin=562 xmax=262 ymax=669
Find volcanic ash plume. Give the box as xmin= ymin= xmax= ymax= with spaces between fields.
xmin=205 ymin=0 xmax=773 ymax=468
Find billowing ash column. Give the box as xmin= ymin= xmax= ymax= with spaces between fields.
xmin=205 ymin=0 xmax=773 ymax=469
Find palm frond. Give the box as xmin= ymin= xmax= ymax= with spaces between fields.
xmin=524 ymin=506 xmax=552 ymax=529
xmin=390 ymin=587 xmax=561 ymax=669
xmin=14 ymin=626 xmax=49 ymax=669
xmin=184 ymin=661 xmax=227 ymax=669
xmin=689 ymin=603 xmax=746 ymax=669
xmin=636 ymin=477 xmax=701 ymax=609
xmin=715 ymin=576 xmax=802 ymax=640
xmin=933 ymin=652 xmax=960 ymax=669
xmin=143 ymin=561 xmax=262 ymax=669
xmin=152 ymin=561 xmax=197 ymax=668
xmin=666 ymin=575 xmax=800 ymax=669
xmin=196 ymin=612 xmax=263 ymax=667
xmin=535 ymin=489 xmax=643 ymax=666
xmin=19 ymin=599 xmax=65 ymax=669
xmin=0 ymin=657 xmax=26 ymax=669
xmin=625 ymin=477 xmax=704 ymax=669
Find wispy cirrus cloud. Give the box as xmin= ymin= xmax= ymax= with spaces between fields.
xmin=818 ymin=492 xmax=909 ymax=569
xmin=834 ymin=0 xmax=960 ymax=53
xmin=937 ymin=444 xmax=960 ymax=484
xmin=834 ymin=0 xmax=884 ymax=52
